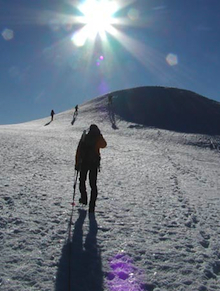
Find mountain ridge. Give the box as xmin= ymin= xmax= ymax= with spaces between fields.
xmin=92 ymin=86 xmax=220 ymax=135
xmin=3 ymin=86 xmax=220 ymax=136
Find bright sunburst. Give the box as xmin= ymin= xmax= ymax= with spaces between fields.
xmin=72 ymin=0 xmax=118 ymax=46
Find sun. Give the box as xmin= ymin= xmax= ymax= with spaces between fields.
xmin=82 ymin=1 xmax=116 ymax=35
xmin=72 ymin=0 xmax=118 ymax=46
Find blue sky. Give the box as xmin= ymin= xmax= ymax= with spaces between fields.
xmin=0 ymin=0 xmax=220 ymax=124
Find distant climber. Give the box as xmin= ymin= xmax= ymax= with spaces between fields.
xmin=51 ymin=109 xmax=55 ymax=121
xmin=75 ymin=124 xmax=107 ymax=213
xmin=107 ymin=95 xmax=118 ymax=129
xmin=71 ymin=105 xmax=78 ymax=125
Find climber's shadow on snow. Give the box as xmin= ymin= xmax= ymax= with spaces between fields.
xmin=71 ymin=117 xmax=76 ymax=125
xmin=44 ymin=121 xmax=52 ymax=126
xmin=55 ymin=209 xmax=103 ymax=291
xmin=71 ymin=112 xmax=78 ymax=125
xmin=108 ymin=104 xmax=118 ymax=130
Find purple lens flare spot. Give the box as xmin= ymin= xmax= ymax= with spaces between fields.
xmin=117 ymin=271 xmax=129 ymax=280
xmin=106 ymin=252 xmax=147 ymax=291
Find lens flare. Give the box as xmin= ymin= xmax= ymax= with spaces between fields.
xmin=106 ymin=252 xmax=145 ymax=291
xmin=2 ymin=28 xmax=14 ymax=40
xmin=166 ymin=53 xmax=178 ymax=66
xmin=128 ymin=8 xmax=140 ymax=21
xmin=72 ymin=27 xmax=89 ymax=47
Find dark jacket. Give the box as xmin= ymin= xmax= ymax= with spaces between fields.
xmin=75 ymin=131 xmax=107 ymax=169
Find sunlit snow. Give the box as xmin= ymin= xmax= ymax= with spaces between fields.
xmin=1 ymin=88 xmax=220 ymax=291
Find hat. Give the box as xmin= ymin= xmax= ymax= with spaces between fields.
xmin=89 ymin=124 xmax=100 ymax=134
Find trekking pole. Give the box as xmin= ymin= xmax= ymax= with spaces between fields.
xmin=71 ymin=170 xmax=79 ymax=206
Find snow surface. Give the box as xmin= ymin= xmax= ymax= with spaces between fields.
xmin=1 ymin=94 xmax=220 ymax=291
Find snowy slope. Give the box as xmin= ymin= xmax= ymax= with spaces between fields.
xmin=1 ymin=88 xmax=220 ymax=291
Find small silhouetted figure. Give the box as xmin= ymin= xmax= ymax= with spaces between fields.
xmin=51 ymin=109 xmax=55 ymax=121
xmin=71 ymin=105 xmax=79 ymax=125
xmin=75 ymin=124 xmax=107 ymax=213
xmin=107 ymin=95 xmax=118 ymax=129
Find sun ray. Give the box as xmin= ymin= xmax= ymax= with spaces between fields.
xmin=5 ymin=0 xmax=196 ymax=90
xmin=106 ymin=26 xmax=165 ymax=74
xmin=101 ymin=25 xmax=195 ymax=89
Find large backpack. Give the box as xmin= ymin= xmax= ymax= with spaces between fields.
xmin=79 ymin=131 xmax=100 ymax=168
